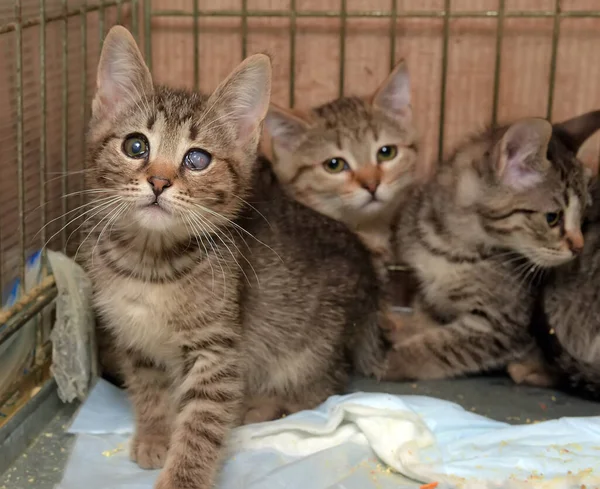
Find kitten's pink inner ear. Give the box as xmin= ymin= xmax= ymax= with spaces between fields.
xmin=497 ymin=118 xmax=552 ymax=191
xmin=208 ymin=54 xmax=272 ymax=145
xmin=372 ymin=61 xmax=411 ymax=117
xmin=264 ymin=105 xmax=310 ymax=152
xmin=93 ymin=26 xmax=152 ymax=119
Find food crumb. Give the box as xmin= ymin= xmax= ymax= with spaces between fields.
xmin=28 ymin=478 xmax=35 ymax=483
xmin=551 ymin=396 xmax=557 ymax=401
xmin=44 ymin=432 xmax=54 ymax=438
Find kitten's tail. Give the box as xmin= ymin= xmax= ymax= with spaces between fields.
xmin=531 ymin=291 xmax=600 ymax=401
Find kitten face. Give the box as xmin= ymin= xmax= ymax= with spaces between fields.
xmin=87 ymin=29 xmax=271 ymax=237
xmin=266 ymin=62 xmax=418 ymax=226
xmin=465 ymin=117 xmax=598 ymax=268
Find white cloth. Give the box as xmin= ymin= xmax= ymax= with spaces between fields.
xmin=58 ymin=380 xmax=600 ymax=489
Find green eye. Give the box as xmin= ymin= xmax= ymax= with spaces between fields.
xmin=545 ymin=211 xmax=562 ymax=227
xmin=323 ymin=157 xmax=349 ymax=174
xmin=122 ymin=133 xmax=149 ymax=159
xmin=377 ymin=145 xmax=398 ymax=162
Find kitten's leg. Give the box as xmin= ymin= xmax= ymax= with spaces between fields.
xmin=123 ymin=350 xmax=173 ymax=470
xmin=382 ymin=312 xmax=532 ymax=381
xmin=155 ymin=328 xmax=243 ymax=489
xmin=507 ymin=345 xmax=558 ymax=388
xmin=242 ymin=397 xmax=319 ymax=424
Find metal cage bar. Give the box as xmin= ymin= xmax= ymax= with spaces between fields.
xmin=1 ymin=0 xmax=135 ymax=422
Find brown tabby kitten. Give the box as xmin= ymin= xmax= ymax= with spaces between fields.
xmin=524 ymin=111 xmax=600 ymax=398
xmin=383 ymin=114 xmax=598 ymax=381
xmin=84 ymin=27 xmax=387 ymax=489
xmin=264 ymin=61 xmax=419 ymax=264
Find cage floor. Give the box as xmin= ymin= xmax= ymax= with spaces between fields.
xmin=1 ymin=375 xmax=597 ymax=489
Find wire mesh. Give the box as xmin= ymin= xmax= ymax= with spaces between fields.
xmin=2 ymin=0 xmax=600 ymax=420
xmin=0 ymin=0 xmax=136 ymax=420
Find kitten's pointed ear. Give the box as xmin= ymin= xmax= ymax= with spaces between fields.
xmin=264 ymin=104 xmax=311 ymax=154
xmin=207 ymin=54 xmax=272 ymax=145
xmin=553 ymin=110 xmax=600 ymax=154
xmin=372 ymin=60 xmax=411 ymax=119
xmin=92 ymin=26 xmax=152 ymax=119
xmin=496 ymin=118 xmax=552 ymax=191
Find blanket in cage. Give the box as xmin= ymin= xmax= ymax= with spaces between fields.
xmin=57 ymin=379 xmax=600 ymax=489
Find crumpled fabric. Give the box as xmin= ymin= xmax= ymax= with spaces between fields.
xmin=57 ymin=379 xmax=600 ymax=489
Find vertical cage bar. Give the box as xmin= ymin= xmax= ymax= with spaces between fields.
xmin=116 ymin=0 xmax=123 ymax=24
xmin=131 ymin=0 xmax=139 ymax=41
xmin=61 ymin=0 xmax=69 ymax=248
xmin=81 ymin=0 xmax=88 ymax=208
xmin=144 ymin=0 xmax=152 ymax=71
xmin=438 ymin=0 xmax=451 ymax=162
xmin=39 ymin=0 xmax=47 ymax=258
xmin=193 ymin=0 xmax=199 ymax=90
xmin=338 ymin=0 xmax=346 ymax=97
xmin=99 ymin=0 xmax=106 ymax=49
xmin=15 ymin=0 xmax=26 ymax=287
xmin=389 ymin=0 xmax=397 ymax=70
xmin=491 ymin=0 xmax=505 ymax=127
xmin=289 ymin=0 xmax=296 ymax=107
xmin=241 ymin=0 xmax=248 ymax=59
xmin=546 ymin=0 xmax=561 ymax=121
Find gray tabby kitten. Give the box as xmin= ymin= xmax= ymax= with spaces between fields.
xmin=84 ymin=27 xmax=386 ymax=489
xmin=526 ymin=111 xmax=600 ymax=399
xmin=383 ymin=114 xmax=599 ymax=381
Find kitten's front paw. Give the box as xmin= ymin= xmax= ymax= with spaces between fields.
xmin=507 ymin=360 xmax=557 ymax=388
xmin=130 ymin=433 xmax=169 ymax=469
xmin=382 ymin=312 xmax=413 ymax=348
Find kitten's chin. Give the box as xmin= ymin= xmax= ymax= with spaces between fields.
xmin=134 ymin=205 xmax=177 ymax=232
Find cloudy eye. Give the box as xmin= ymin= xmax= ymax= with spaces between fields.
xmin=122 ymin=133 xmax=149 ymax=159
xmin=377 ymin=145 xmax=398 ymax=162
xmin=323 ymin=157 xmax=349 ymax=174
xmin=545 ymin=211 xmax=562 ymax=227
xmin=183 ymin=148 xmax=212 ymax=171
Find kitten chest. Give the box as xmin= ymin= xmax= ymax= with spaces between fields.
xmin=95 ymin=276 xmax=183 ymax=362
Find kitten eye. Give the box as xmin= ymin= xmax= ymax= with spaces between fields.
xmin=122 ymin=133 xmax=149 ymax=159
xmin=545 ymin=211 xmax=563 ymax=227
xmin=377 ymin=145 xmax=398 ymax=162
xmin=323 ymin=157 xmax=349 ymax=174
xmin=183 ymin=148 xmax=212 ymax=171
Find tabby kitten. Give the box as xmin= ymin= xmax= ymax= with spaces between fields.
xmin=84 ymin=26 xmax=387 ymax=489
xmin=525 ymin=111 xmax=600 ymax=398
xmin=383 ymin=114 xmax=598 ymax=381
xmin=264 ymin=61 xmax=419 ymax=264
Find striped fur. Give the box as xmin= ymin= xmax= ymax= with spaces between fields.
xmin=383 ymin=116 xmax=595 ymax=381
xmin=524 ymin=111 xmax=600 ymax=399
xmin=264 ymin=61 xmax=420 ymax=265
xmin=83 ymin=27 xmax=270 ymax=489
xmin=84 ymin=27 xmax=388 ymax=489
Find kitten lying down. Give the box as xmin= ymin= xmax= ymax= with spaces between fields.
xmin=85 ymin=26 xmax=388 ymax=489
xmin=383 ymin=112 xmax=600 ymax=383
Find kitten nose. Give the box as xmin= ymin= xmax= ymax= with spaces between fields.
xmin=361 ymin=180 xmax=379 ymax=196
xmin=566 ymin=230 xmax=584 ymax=254
xmin=147 ymin=176 xmax=172 ymax=196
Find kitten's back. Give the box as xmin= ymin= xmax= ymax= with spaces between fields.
xmin=239 ymin=158 xmax=387 ymax=401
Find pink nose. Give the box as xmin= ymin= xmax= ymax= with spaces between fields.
xmin=147 ymin=176 xmax=172 ymax=196
xmin=566 ymin=230 xmax=584 ymax=254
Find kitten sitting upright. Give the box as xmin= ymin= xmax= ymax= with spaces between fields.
xmin=383 ymin=114 xmax=598 ymax=381
xmin=264 ymin=61 xmax=419 ymax=265
xmin=84 ymin=26 xmax=388 ymax=489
